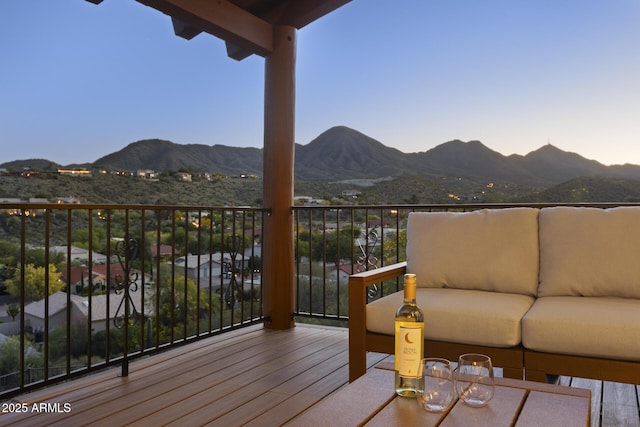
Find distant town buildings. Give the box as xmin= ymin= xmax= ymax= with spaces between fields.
xmin=1 ymin=166 xmax=370 ymax=207
xmin=136 ymin=169 xmax=159 ymax=180
xmin=57 ymin=168 xmax=92 ymax=177
xmin=175 ymin=172 xmax=192 ymax=182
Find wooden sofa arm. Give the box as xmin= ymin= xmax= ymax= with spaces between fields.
xmin=348 ymin=261 xmax=407 ymax=382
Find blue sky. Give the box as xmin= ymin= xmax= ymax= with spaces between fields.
xmin=2 ymin=0 xmax=639 ymax=166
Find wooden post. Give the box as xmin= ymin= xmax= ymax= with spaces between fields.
xmin=262 ymin=25 xmax=296 ymax=329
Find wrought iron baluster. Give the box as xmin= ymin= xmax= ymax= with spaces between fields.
xmin=355 ymin=229 xmax=380 ymax=300
xmin=223 ymin=235 xmax=243 ymax=308
xmin=113 ymin=238 xmax=141 ymax=328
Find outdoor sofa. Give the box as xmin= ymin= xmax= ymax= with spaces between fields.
xmin=348 ymin=205 xmax=640 ymax=384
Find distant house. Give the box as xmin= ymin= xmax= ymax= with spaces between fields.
xmin=28 ymin=198 xmax=49 ymax=204
xmin=175 ymin=172 xmax=192 ymax=182
xmin=50 ymin=245 xmax=108 ymax=265
xmin=55 ymin=197 xmax=81 ymax=204
xmin=327 ymin=263 xmax=354 ymax=283
xmin=342 ymin=190 xmax=361 ymax=199
xmin=150 ymin=244 xmax=179 ymax=262
xmin=24 ymin=292 xmax=87 ymax=333
xmin=0 ymin=198 xmax=23 ymax=216
xmin=22 ymin=198 xmax=49 ymax=216
xmin=57 ymin=168 xmax=92 ymax=177
xmin=172 ymin=253 xmax=224 ymax=289
xmin=294 ymin=196 xmax=325 ymax=206
xmin=24 ymin=290 xmax=151 ymax=334
xmin=136 ymin=169 xmax=158 ymax=180
xmin=60 ymin=263 xmax=148 ymax=295
xmin=244 ymin=245 xmax=261 ymax=260
xmin=19 ymin=168 xmax=37 ymax=177
xmin=84 ymin=292 xmax=151 ymax=332
xmin=365 ymin=218 xmax=394 ymax=228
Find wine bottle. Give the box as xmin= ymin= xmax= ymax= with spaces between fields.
xmin=394 ymin=273 xmax=424 ymax=397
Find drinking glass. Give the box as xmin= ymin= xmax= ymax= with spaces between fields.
xmin=455 ymin=353 xmax=494 ymax=407
xmin=416 ymin=358 xmax=456 ymax=412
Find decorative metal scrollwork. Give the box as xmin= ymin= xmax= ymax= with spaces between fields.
xmin=223 ymin=235 xmax=243 ymax=308
xmin=113 ymin=238 xmax=141 ymax=329
xmin=355 ymin=229 xmax=380 ymax=300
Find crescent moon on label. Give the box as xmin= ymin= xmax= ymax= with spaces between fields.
xmin=404 ymin=333 xmax=414 ymax=344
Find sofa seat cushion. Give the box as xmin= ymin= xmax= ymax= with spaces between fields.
xmin=406 ymin=208 xmax=540 ymax=296
xmin=538 ymin=206 xmax=640 ymax=298
xmin=366 ymin=288 xmax=535 ymax=348
xmin=522 ymin=296 xmax=640 ymax=361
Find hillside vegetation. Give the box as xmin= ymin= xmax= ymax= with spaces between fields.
xmin=0 ymin=174 xmax=263 ymax=206
xmin=3 ymin=171 xmax=640 ymax=206
xmin=3 ymin=126 xmax=640 ymax=204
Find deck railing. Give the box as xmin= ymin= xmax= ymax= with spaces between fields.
xmin=291 ymin=202 xmax=640 ymax=324
xmin=3 ymin=201 xmax=638 ymax=398
xmin=0 ymin=203 xmax=265 ymax=398
xmin=292 ymin=203 xmax=488 ymax=324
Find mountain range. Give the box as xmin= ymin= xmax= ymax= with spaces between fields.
xmin=4 ymin=126 xmax=640 ymax=189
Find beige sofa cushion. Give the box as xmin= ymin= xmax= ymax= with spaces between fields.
xmin=538 ymin=206 xmax=640 ymax=298
xmin=366 ymin=288 xmax=535 ymax=348
xmin=406 ymin=208 xmax=540 ymax=296
xmin=522 ymin=296 xmax=640 ymax=361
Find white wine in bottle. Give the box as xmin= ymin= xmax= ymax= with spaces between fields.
xmin=394 ymin=273 xmax=424 ymax=397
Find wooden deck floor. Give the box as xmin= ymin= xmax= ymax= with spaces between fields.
xmin=1 ymin=324 xmax=638 ymax=426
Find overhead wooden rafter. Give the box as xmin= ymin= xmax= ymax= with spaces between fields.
xmin=86 ymin=0 xmax=350 ymax=59
xmin=136 ymin=0 xmax=273 ymax=59
xmin=132 ymin=0 xmax=351 ymax=60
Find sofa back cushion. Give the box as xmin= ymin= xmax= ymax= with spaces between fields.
xmin=406 ymin=208 xmax=540 ymax=296
xmin=538 ymin=206 xmax=640 ymax=298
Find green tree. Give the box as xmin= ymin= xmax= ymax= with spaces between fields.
xmin=0 ymin=264 xmax=15 ymax=284
xmin=405 ymin=194 xmax=420 ymax=204
xmin=91 ymin=328 xmax=124 ymax=359
xmin=312 ymin=226 xmax=361 ymax=264
xmin=72 ymin=227 xmax=108 ymax=253
xmin=5 ymin=264 xmax=64 ymax=298
xmin=153 ymin=265 xmax=216 ymax=343
xmin=1 ymin=216 xmax=21 ymax=236
xmin=48 ymin=321 xmax=89 ymax=362
xmin=90 ymin=322 xmax=144 ymax=359
xmin=0 ymin=240 xmax=19 ymax=266
xmin=22 ymin=247 xmax=65 ymax=269
xmin=5 ymin=302 xmax=20 ymax=320
xmin=295 ymin=229 xmax=312 ymax=260
xmin=382 ymin=229 xmax=407 ymax=264
xmin=0 ymin=335 xmax=42 ymax=376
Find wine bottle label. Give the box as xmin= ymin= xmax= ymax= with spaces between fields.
xmin=395 ymin=323 xmax=423 ymax=377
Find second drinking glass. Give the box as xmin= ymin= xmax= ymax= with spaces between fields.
xmin=455 ymin=353 xmax=495 ymax=407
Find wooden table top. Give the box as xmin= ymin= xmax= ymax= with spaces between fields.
xmin=287 ymin=363 xmax=591 ymax=427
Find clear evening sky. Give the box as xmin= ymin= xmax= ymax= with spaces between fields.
xmin=1 ymin=0 xmax=639 ymax=166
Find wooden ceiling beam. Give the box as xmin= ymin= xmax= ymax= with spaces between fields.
xmin=171 ymin=18 xmax=203 ymax=40
xmin=225 ymin=41 xmax=253 ymax=61
xmin=270 ymin=0 xmax=352 ymax=28
xmin=224 ymin=0 xmax=352 ymax=60
xmin=136 ymin=0 xmax=273 ymax=58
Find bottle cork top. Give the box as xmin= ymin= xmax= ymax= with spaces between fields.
xmin=404 ymin=273 xmax=416 ymax=286
xmin=403 ymin=273 xmax=416 ymax=300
